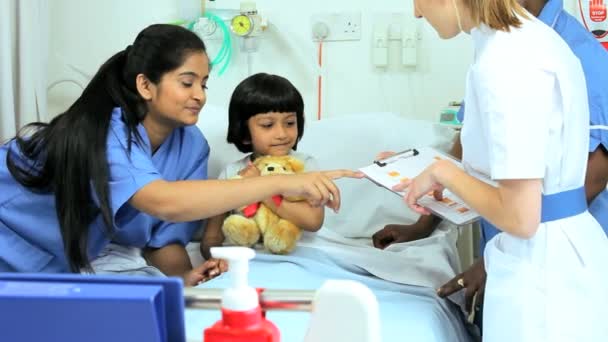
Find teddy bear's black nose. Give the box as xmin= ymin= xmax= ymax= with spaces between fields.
xmin=267 ymin=166 xmax=275 ymax=172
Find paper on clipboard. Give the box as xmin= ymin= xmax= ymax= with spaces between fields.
xmin=359 ymin=146 xmax=480 ymax=226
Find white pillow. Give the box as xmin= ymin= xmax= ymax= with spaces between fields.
xmin=297 ymin=112 xmax=456 ymax=238
xmin=197 ymin=104 xmax=246 ymax=179
xmin=197 ymin=108 xmax=456 ymax=238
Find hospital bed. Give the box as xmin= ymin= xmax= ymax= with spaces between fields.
xmin=185 ymin=108 xmax=475 ymax=342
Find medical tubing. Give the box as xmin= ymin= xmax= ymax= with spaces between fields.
xmin=268 ymin=23 xmax=322 ymax=75
xmin=184 ymin=288 xmax=314 ymax=311
xmin=184 ymin=12 xmax=232 ymax=76
xmin=206 ymin=12 xmax=232 ymax=75
xmin=317 ymin=40 xmax=324 ymax=120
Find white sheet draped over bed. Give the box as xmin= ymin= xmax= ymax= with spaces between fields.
xmin=189 ymin=108 xmax=473 ymax=341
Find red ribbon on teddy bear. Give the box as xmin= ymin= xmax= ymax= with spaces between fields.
xmin=242 ymin=195 xmax=283 ymax=218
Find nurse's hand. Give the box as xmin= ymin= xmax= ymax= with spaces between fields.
xmin=184 ymin=258 xmax=228 ymax=287
xmin=393 ymin=162 xmax=445 ymax=215
xmin=280 ymin=170 xmax=364 ymax=212
xmin=437 ymin=257 xmax=486 ymax=314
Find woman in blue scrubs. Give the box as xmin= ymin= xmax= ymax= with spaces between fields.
xmin=0 ymin=24 xmax=358 ymax=279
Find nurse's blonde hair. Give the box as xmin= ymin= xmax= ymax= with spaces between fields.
xmin=466 ymin=0 xmax=529 ymax=31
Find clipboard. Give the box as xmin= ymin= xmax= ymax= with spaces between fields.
xmin=359 ymin=146 xmax=481 ymax=226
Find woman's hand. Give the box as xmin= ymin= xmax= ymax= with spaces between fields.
xmin=393 ymin=161 xmax=449 ymax=215
xmin=183 ymin=258 xmax=228 ymax=287
xmin=437 ymin=257 xmax=486 ymax=314
xmin=279 ymin=170 xmax=364 ymax=213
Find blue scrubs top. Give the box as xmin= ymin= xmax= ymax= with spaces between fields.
xmin=456 ymin=0 xmax=608 ymax=251
xmin=0 ymin=108 xmax=209 ymax=272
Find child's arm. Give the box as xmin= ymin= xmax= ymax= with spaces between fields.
xmin=200 ymin=213 xmax=227 ymax=260
xmin=143 ymin=244 xmax=226 ymax=286
xmin=250 ymin=155 xmax=324 ymax=231
xmin=261 ymin=198 xmax=324 ymax=231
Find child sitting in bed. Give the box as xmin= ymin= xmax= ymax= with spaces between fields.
xmin=200 ymin=73 xmax=323 ymax=259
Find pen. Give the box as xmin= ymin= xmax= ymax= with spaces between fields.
xmin=374 ymin=148 xmax=419 ymax=167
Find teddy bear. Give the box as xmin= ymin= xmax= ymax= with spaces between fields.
xmin=221 ymin=155 xmax=306 ymax=254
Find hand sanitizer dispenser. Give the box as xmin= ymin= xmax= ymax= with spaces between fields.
xmin=204 ymin=247 xmax=280 ymax=342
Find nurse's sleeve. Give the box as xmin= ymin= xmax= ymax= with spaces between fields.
xmin=107 ymin=131 xmax=162 ymax=223
xmin=474 ymin=65 xmax=552 ymax=180
xmin=589 ymin=96 xmax=608 ymax=152
xmin=147 ymin=139 xmax=210 ymax=247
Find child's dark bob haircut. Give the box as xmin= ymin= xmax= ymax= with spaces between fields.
xmin=227 ymin=73 xmax=305 ymax=153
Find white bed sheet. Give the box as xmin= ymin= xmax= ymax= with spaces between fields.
xmin=189 ymin=109 xmax=473 ymax=341
xmin=185 ymin=228 xmax=473 ymax=342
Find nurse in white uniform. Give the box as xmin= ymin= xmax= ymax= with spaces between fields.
xmin=397 ymin=0 xmax=608 ymax=340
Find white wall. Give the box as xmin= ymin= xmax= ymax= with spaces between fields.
xmin=47 ymin=0 xmax=580 ymax=122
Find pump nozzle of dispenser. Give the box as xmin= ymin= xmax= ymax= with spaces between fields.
xmin=204 ymin=247 xmax=280 ymax=342
xmin=209 ymin=246 xmax=258 ymax=311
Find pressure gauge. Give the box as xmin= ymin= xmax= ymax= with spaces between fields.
xmin=230 ymin=14 xmax=254 ymax=37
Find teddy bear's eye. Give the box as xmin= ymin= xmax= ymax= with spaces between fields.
xmin=283 ymin=167 xmax=287 ymax=171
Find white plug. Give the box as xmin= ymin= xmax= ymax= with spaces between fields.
xmin=312 ymin=21 xmax=330 ymax=41
xmin=372 ymin=23 xmax=389 ymax=67
xmin=401 ymin=20 xmax=417 ymax=67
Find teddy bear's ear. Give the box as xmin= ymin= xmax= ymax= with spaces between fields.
xmin=287 ymin=157 xmax=305 ymax=173
xmin=252 ymin=155 xmax=269 ymax=169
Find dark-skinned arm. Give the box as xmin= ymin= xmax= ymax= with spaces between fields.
xmin=144 ymin=244 xmax=227 ymax=287
xmin=200 ymin=213 xmax=227 ymax=260
xmin=585 ymin=146 xmax=608 ymax=204
xmin=144 ymin=244 xmax=193 ymax=277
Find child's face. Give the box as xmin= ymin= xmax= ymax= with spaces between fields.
xmin=247 ymin=111 xmax=298 ymax=156
xmin=144 ymin=51 xmax=210 ymax=128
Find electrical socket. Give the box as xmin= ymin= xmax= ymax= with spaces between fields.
xmin=311 ymin=11 xmax=362 ymax=41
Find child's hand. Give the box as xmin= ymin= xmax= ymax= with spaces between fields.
xmin=238 ymin=163 xmax=261 ymax=178
xmin=183 ymin=258 xmax=228 ymax=287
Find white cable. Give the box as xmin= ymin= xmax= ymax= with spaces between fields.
xmin=247 ymin=51 xmax=253 ymax=76
xmin=267 ymin=23 xmax=323 ymax=76
xmin=590 ymin=125 xmax=608 ymax=130
xmin=67 ymin=63 xmax=93 ymax=81
xmin=47 ymin=79 xmax=85 ymax=92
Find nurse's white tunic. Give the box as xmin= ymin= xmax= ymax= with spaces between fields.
xmin=460 ymin=17 xmax=608 ymax=341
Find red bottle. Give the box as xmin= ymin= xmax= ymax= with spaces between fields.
xmin=204 ymin=306 xmax=279 ymax=341
xmin=204 ymin=247 xmax=280 ymax=342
